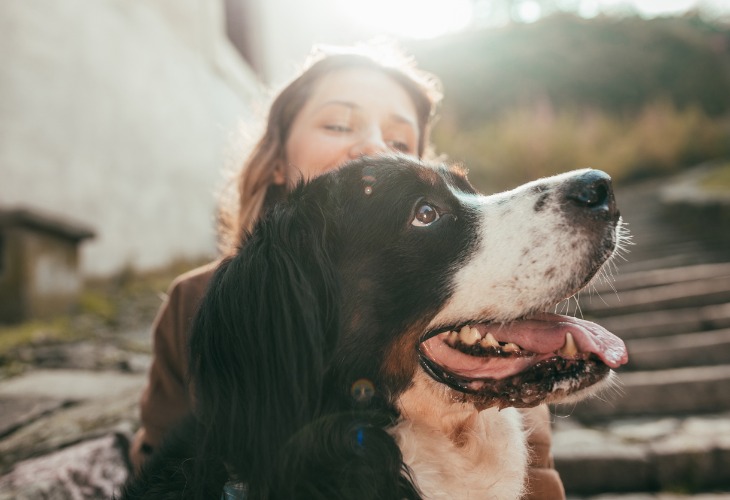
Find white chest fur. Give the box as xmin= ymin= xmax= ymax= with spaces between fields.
xmin=393 ymin=374 xmax=528 ymax=499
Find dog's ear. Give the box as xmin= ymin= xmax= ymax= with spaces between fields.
xmin=188 ymin=197 xmax=340 ymax=496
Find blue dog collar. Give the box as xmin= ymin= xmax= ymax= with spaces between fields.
xmin=222 ymin=480 xmax=247 ymax=500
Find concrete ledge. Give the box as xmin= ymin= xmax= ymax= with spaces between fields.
xmin=660 ymin=163 xmax=730 ymax=248
xmin=559 ymin=453 xmax=656 ymax=495
xmin=598 ymin=303 xmax=730 ymax=340
xmin=558 ymin=442 xmax=730 ymax=496
xmin=0 ymin=369 xmax=145 ymax=401
xmin=554 ymin=430 xmax=655 ymax=494
xmin=564 ymin=365 xmax=730 ymax=420
xmin=554 ymin=413 xmax=730 ymax=495
xmin=625 ymin=328 xmax=730 ymax=371
xmin=591 ymin=263 xmax=730 ymax=295
xmin=582 ymin=277 xmax=730 ymax=317
xmin=568 ymin=494 xmax=730 ymax=500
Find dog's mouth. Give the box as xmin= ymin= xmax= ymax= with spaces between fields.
xmin=417 ymin=313 xmax=628 ymax=408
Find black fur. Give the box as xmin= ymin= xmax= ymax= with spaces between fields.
xmin=122 ymin=156 xmax=477 ymax=499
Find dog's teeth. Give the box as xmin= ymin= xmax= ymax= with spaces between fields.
xmin=480 ymin=332 xmax=499 ymax=348
xmin=503 ymin=342 xmax=521 ymax=352
xmin=446 ymin=331 xmax=458 ymax=345
xmin=459 ymin=326 xmax=481 ymax=345
xmin=560 ymin=332 xmax=578 ymax=357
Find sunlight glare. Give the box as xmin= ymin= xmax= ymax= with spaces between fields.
xmin=337 ymin=0 xmax=473 ymax=39
xmin=514 ymin=0 xmax=542 ymax=23
xmin=631 ymin=0 xmax=698 ymax=16
xmin=579 ymin=0 xmax=601 ymax=18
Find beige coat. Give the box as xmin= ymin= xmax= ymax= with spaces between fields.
xmin=131 ymin=263 xmax=565 ymax=499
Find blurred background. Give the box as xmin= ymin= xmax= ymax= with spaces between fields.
xmin=1 ymin=0 xmax=729 ymax=498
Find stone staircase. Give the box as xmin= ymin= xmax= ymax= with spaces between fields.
xmin=551 ymin=177 xmax=730 ymax=498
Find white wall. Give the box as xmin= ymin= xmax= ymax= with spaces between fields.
xmin=0 ymin=0 xmax=261 ymax=276
xmin=251 ymin=0 xmax=374 ymax=86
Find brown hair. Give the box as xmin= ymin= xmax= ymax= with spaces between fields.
xmin=218 ymin=43 xmax=442 ymax=254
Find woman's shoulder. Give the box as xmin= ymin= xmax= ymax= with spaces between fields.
xmin=167 ymin=260 xmax=220 ymax=300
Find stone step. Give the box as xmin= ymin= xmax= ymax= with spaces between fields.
xmin=580 ymin=276 xmax=730 ymax=317
xmin=624 ymin=328 xmax=730 ymax=371
xmin=559 ymin=364 xmax=730 ymax=421
xmin=0 ymin=397 xmax=68 ymax=439
xmin=0 ymin=369 xmax=145 ymax=401
xmin=569 ymin=495 xmax=730 ymax=500
xmin=597 ymin=302 xmax=730 ymax=340
xmin=618 ymin=253 xmax=730 ymax=275
xmin=569 ymin=494 xmax=730 ymax=500
xmin=552 ymin=412 xmax=730 ymax=496
xmin=622 ymin=245 xmax=730 ymax=271
xmin=0 ymin=370 xmax=144 ymax=474
xmin=592 ymin=263 xmax=730 ymax=294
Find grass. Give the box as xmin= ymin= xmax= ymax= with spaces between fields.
xmin=78 ymin=291 xmax=118 ymax=326
xmin=434 ymin=99 xmax=730 ymax=192
xmin=700 ymin=161 xmax=730 ymax=191
xmin=0 ymin=257 xmax=208 ymax=366
xmin=0 ymin=317 xmax=83 ymax=357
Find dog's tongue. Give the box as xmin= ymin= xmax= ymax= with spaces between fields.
xmin=421 ymin=313 xmax=628 ymax=380
xmin=491 ymin=313 xmax=627 ymax=368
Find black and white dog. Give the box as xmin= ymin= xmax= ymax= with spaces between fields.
xmin=123 ymin=156 xmax=628 ymax=499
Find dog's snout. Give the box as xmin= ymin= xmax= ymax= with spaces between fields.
xmin=565 ymin=170 xmax=616 ymax=215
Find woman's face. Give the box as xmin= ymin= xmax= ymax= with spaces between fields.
xmin=284 ymin=68 xmax=421 ymax=181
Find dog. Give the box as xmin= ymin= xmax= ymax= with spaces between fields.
xmin=122 ymin=155 xmax=628 ymax=499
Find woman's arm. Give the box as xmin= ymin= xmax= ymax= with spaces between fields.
xmin=129 ymin=263 xmax=217 ymax=473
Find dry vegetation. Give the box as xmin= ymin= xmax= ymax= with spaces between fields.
xmin=434 ymin=99 xmax=730 ymax=191
xmin=411 ymin=13 xmax=730 ymax=191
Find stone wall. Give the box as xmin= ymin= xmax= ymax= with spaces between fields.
xmin=0 ymin=0 xmax=261 ymax=277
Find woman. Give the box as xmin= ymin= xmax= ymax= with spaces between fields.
xmin=130 ymin=44 xmax=565 ymax=499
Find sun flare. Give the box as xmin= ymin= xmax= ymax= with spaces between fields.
xmin=335 ymin=0 xmax=474 ymax=39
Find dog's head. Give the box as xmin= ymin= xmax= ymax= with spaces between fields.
xmin=189 ymin=155 xmax=627 ymax=496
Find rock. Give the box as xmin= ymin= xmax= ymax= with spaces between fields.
xmin=0 ymin=397 xmax=67 ymax=439
xmin=0 ymin=433 xmax=129 ymax=500
xmin=554 ymin=413 xmax=730 ymax=495
xmin=0 ymin=370 xmax=144 ymax=474
xmin=12 ymin=340 xmax=151 ymax=373
xmin=0 ymin=369 xmax=145 ymax=401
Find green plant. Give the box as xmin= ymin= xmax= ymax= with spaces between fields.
xmin=78 ymin=291 xmax=118 ymax=325
xmin=0 ymin=318 xmax=78 ymax=357
xmin=700 ymin=162 xmax=730 ymax=190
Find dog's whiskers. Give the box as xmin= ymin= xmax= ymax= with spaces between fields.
xmin=553 ymin=300 xmax=566 ymax=315
xmin=572 ymin=294 xmax=584 ymax=319
xmin=591 ymin=269 xmax=616 ymax=306
xmin=613 ymin=220 xmax=634 ymax=263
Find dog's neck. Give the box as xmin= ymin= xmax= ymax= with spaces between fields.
xmin=392 ymin=372 xmax=529 ymax=499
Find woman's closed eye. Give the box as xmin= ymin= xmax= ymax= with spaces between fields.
xmin=323 ymin=123 xmax=353 ymax=133
xmin=387 ymin=139 xmax=413 ymax=153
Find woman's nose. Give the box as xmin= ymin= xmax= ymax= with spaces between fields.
xmin=349 ymin=131 xmax=388 ymax=158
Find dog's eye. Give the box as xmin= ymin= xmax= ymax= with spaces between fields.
xmin=412 ymin=202 xmax=440 ymax=227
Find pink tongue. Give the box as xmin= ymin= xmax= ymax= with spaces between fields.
xmin=481 ymin=313 xmax=628 ymax=368
xmin=421 ymin=313 xmax=628 ymax=380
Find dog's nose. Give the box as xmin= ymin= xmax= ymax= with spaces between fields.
xmin=565 ymin=170 xmax=616 ymax=215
